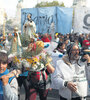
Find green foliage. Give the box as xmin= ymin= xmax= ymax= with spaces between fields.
xmin=35 ymin=1 xmax=65 ymax=7
xmin=22 ymin=45 xmax=42 ymax=58
xmin=20 ymin=34 xmax=31 ymax=47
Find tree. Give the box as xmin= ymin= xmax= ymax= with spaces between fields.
xmin=35 ymin=1 xmax=65 ymax=8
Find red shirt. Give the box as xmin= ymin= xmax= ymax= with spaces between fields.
xmin=41 ymin=37 xmax=50 ymax=42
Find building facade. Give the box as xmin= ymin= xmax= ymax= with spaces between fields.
xmin=73 ymin=0 xmax=87 ymax=7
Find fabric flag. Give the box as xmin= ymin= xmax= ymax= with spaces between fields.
xmin=74 ymin=7 xmax=90 ymax=33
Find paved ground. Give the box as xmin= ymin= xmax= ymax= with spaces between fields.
xmin=20 ymin=85 xmax=90 ymax=100
xmin=20 ymin=85 xmax=59 ymax=100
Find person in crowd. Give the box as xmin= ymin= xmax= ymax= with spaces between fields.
xmin=16 ymin=71 xmax=29 ymax=100
xmin=23 ymin=13 xmax=36 ymax=39
xmin=67 ymin=33 xmax=70 ymax=39
xmin=81 ymin=35 xmax=90 ymax=58
xmin=82 ymin=36 xmax=90 ymax=48
xmin=54 ymin=33 xmax=59 ymax=43
xmin=41 ymin=33 xmax=51 ymax=42
xmin=51 ymin=43 xmax=90 ymax=100
xmin=69 ymin=34 xmax=74 ymax=42
xmin=0 ymin=51 xmax=18 ymax=100
xmin=9 ymin=27 xmax=22 ymax=56
xmin=78 ymin=33 xmax=84 ymax=47
xmin=74 ymin=39 xmax=81 ymax=48
xmin=85 ymin=34 xmax=89 ymax=40
xmin=54 ymin=42 xmax=66 ymax=55
xmin=0 ymin=38 xmax=4 ymax=49
xmin=58 ymin=38 xmax=64 ymax=44
xmin=64 ymin=38 xmax=70 ymax=49
xmin=48 ymin=42 xmax=65 ymax=69
xmin=5 ymin=41 xmax=55 ymax=100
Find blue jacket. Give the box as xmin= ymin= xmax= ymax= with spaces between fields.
xmin=0 ymin=69 xmax=14 ymax=100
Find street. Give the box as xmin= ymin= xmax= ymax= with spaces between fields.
xmin=20 ymin=85 xmax=90 ymax=100
xmin=20 ymin=85 xmax=59 ymax=100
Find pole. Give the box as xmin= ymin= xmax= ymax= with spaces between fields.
xmin=3 ymin=13 xmax=6 ymax=37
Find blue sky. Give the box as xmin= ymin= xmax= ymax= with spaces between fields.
xmin=0 ymin=0 xmax=90 ymax=18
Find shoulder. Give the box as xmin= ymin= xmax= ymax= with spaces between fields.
xmin=9 ymin=77 xmax=18 ymax=95
xmin=57 ymin=59 xmax=66 ymax=66
xmin=10 ymin=77 xmax=18 ymax=86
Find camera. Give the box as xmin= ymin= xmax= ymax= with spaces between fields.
xmin=79 ymin=52 xmax=86 ymax=62
xmin=79 ymin=49 xmax=90 ymax=62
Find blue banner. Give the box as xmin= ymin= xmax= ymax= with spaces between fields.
xmin=21 ymin=7 xmax=73 ymax=34
xmin=21 ymin=8 xmax=38 ymax=34
xmin=57 ymin=7 xmax=73 ymax=34
xmin=38 ymin=7 xmax=56 ymax=34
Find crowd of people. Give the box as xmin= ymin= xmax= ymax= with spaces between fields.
xmin=0 ymin=24 xmax=90 ymax=100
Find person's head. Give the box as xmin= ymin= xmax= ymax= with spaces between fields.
xmin=57 ymin=43 xmax=64 ymax=50
xmin=43 ymin=33 xmax=48 ymax=38
xmin=67 ymin=43 xmax=80 ymax=60
xmin=27 ymin=13 xmax=32 ymax=20
xmin=86 ymin=34 xmax=89 ymax=39
xmin=54 ymin=33 xmax=58 ymax=38
xmin=56 ymin=43 xmax=66 ymax=54
xmin=0 ymin=51 xmax=8 ymax=73
xmin=14 ymin=33 xmax=18 ymax=37
xmin=74 ymin=39 xmax=79 ymax=45
xmin=14 ymin=27 xmax=18 ymax=33
xmin=61 ymin=43 xmax=66 ymax=50
xmin=59 ymin=38 xmax=63 ymax=43
xmin=64 ymin=39 xmax=69 ymax=44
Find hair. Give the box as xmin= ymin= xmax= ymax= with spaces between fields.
xmin=56 ymin=42 xmax=63 ymax=49
xmin=27 ymin=13 xmax=32 ymax=18
xmin=14 ymin=33 xmax=18 ymax=37
xmin=0 ymin=52 xmax=8 ymax=64
xmin=67 ymin=43 xmax=79 ymax=58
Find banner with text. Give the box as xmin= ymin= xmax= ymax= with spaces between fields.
xmin=21 ymin=7 xmax=73 ymax=34
xmin=74 ymin=7 xmax=90 ymax=33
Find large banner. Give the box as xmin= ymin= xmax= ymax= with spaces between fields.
xmin=57 ymin=7 xmax=73 ymax=34
xmin=38 ymin=7 xmax=56 ymax=34
xmin=74 ymin=7 xmax=90 ymax=33
xmin=21 ymin=7 xmax=73 ymax=34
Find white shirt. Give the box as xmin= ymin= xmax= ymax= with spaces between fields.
xmin=51 ymin=59 xmax=89 ymax=99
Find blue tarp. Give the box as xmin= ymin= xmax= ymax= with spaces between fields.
xmin=21 ymin=6 xmax=73 ymax=34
